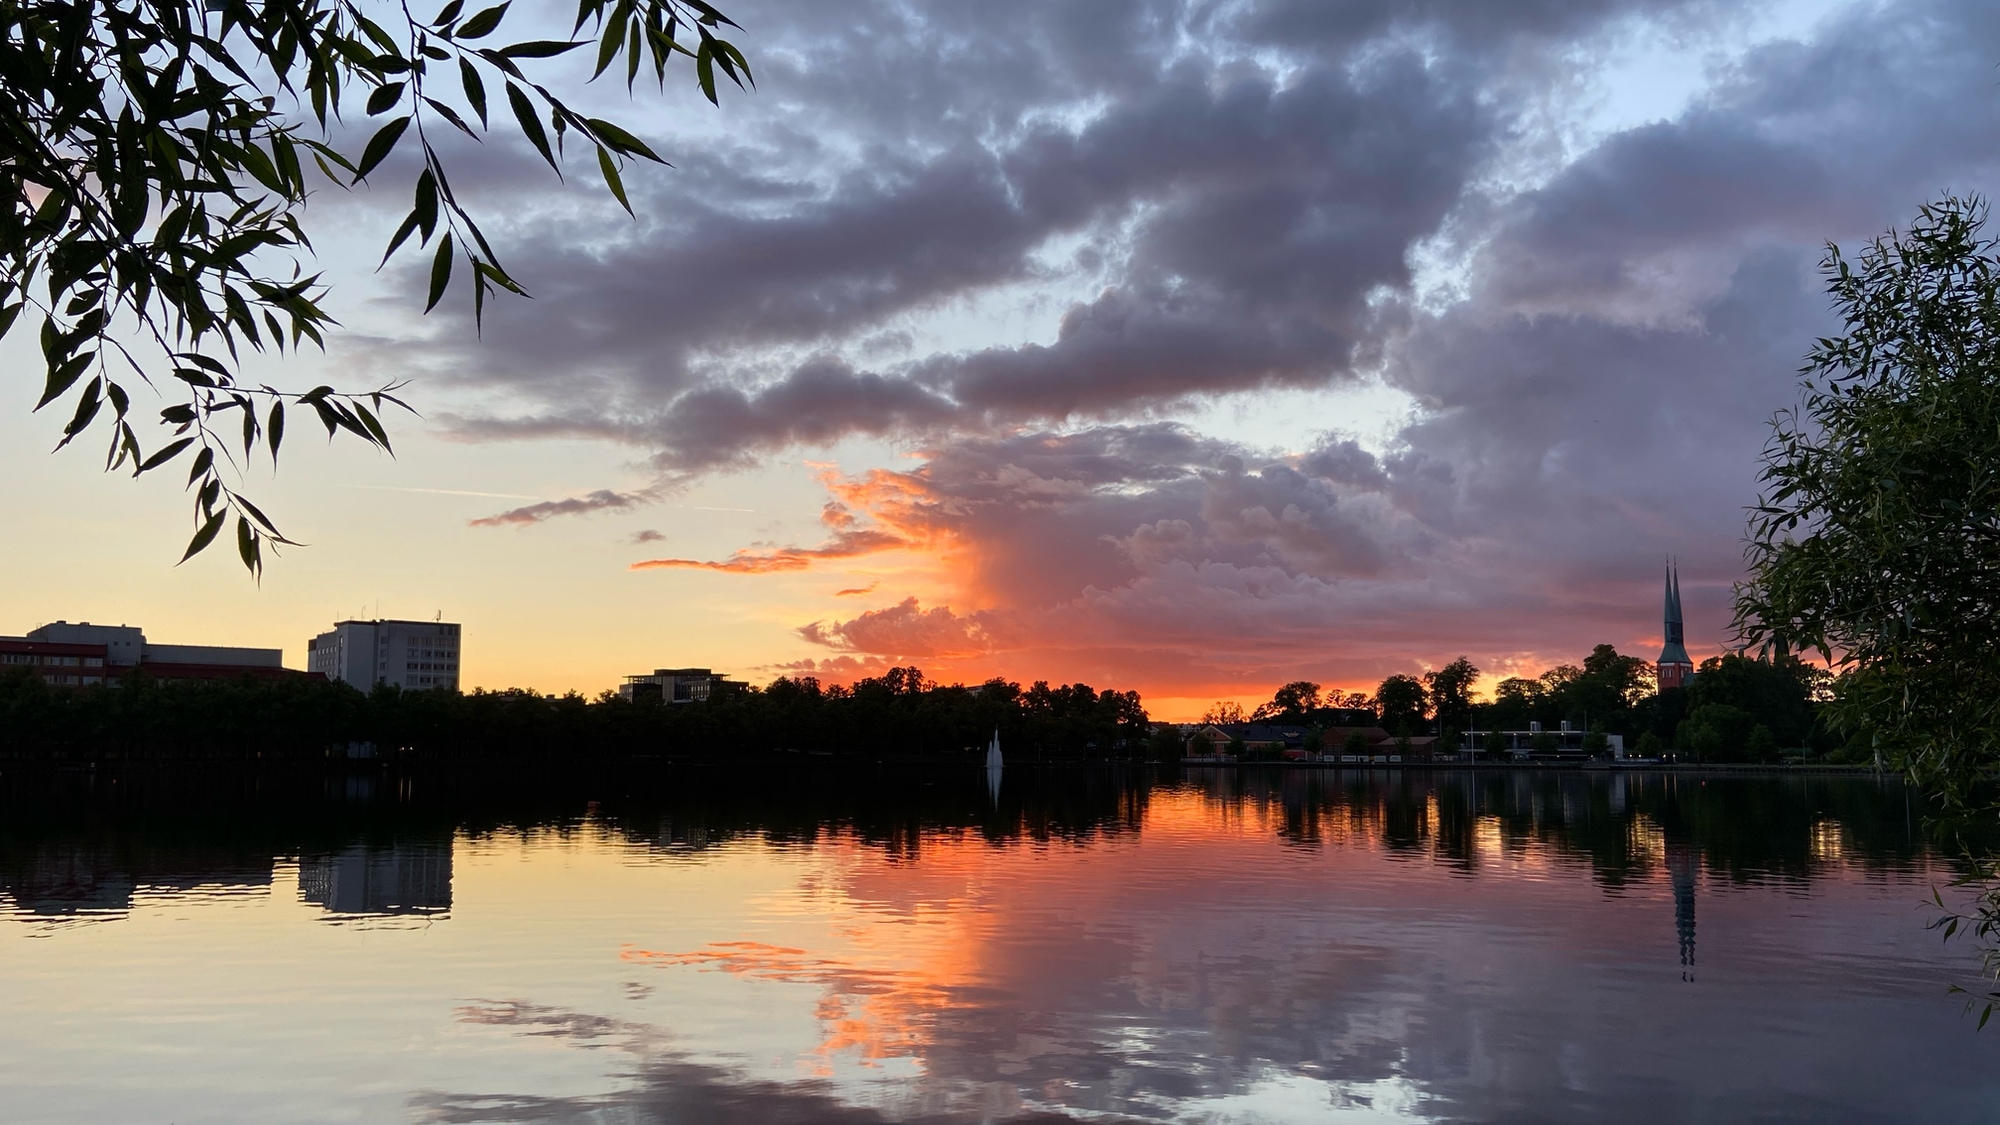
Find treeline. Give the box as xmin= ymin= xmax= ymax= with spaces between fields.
xmin=1 ymin=645 xmax=1838 ymax=765
xmin=0 ymin=665 xmax=1148 ymax=762
xmin=1221 ymin=644 xmax=1837 ymax=762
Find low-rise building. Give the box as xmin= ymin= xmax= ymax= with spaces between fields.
xmin=3 ymin=620 xmax=303 ymax=685
xmin=1469 ymin=723 xmax=1626 ymax=759
xmin=0 ymin=638 xmax=110 ymax=687
xmin=26 ymin=622 xmax=144 ymax=666
xmin=620 ymin=667 xmax=747 ymax=704
xmin=1183 ymin=723 xmax=1457 ymax=763
xmin=1322 ymin=726 xmax=1393 ymax=753
xmin=307 ymin=619 xmax=462 ymax=691
xmin=1184 ymin=723 xmax=1313 ymax=758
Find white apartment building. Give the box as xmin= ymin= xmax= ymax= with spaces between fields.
xmin=308 ymin=619 xmax=462 ymax=691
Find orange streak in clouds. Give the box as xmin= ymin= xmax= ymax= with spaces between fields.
xmin=631 ymin=481 xmax=944 ymax=574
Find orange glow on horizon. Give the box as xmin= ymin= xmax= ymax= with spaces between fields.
xmin=624 ymin=460 xmax=1693 ymax=713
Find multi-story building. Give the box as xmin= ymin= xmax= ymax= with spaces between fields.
xmin=619 ymin=667 xmax=746 ymax=703
xmin=308 ymin=619 xmax=462 ymax=691
xmin=0 ymin=621 xmax=298 ymax=686
xmin=26 ymin=622 xmax=145 ymax=666
xmin=0 ymin=638 xmax=111 ymax=687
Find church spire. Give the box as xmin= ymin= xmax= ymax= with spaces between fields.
xmin=1657 ymin=559 xmax=1694 ymax=690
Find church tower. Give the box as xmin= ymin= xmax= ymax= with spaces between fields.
xmin=1657 ymin=562 xmax=1694 ymax=691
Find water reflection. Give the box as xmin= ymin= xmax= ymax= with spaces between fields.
xmin=0 ymin=838 xmax=272 ymax=925
xmin=1668 ymin=837 xmax=1698 ymax=982
xmin=0 ymin=765 xmax=1992 ymax=1124
xmin=299 ymin=841 xmax=453 ymax=919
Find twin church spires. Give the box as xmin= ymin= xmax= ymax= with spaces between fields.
xmin=1657 ymin=561 xmax=1695 ymax=691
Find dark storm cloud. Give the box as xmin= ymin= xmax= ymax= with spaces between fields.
xmin=1229 ymin=0 xmax=1714 ymax=47
xmin=415 ymin=142 xmax=1040 ymax=396
xmin=388 ymin=0 xmax=1808 ymax=463
xmin=408 ymin=0 xmax=2000 ymax=687
xmin=416 ymin=0 xmax=1555 ymax=468
xmin=1376 ymin=0 xmax=2000 ymax=600
xmin=644 ymin=356 xmax=959 ymax=473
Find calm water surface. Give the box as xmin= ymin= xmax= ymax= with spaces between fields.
xmin=0 ymin=766 xmax=1992 ymax=1123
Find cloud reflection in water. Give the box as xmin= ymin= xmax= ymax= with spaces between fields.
xmin=2 ymin=768 xmax=1991 ymax=1123
xmin=408 ymin=772 xmax=1991 ymax=1124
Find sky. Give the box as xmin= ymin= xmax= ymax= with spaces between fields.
xmin=4 ymin=0 xmax=1998 ymax=717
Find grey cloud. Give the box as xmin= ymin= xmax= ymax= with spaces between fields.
xmin=1299 ymin=438 xmax=1391 ymax=489
xmin=1373 ymin=0 xmax=2000 ymax=603
xmin=369 ymin=0 xmax=2000 ymax=685
xmin=411 ymin=1 xmax=1521 ymax=471
xmin=1198 ymin=459 xmax=1393 ymax=578
xmin=419 ymin=1002 xmax=1142 ymax=1124
xmin=921 ymin=282 xmax=1352 ymax=418
xmin=469 ymin=489 xmax=655 ymax=527
xmin=1230 ymin=0 xmax=1716 ymax=50
xmin=644 ymin=356 xmax=959 ymax=473
xmin=418 ymin=143 xmax=1037 ymax=396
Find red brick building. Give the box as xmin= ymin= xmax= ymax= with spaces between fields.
xmin=1 ymin=621 xmax=319 ymax=687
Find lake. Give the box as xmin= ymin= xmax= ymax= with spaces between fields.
xmin=1 ymin=765 xmax=1993 ymax=1123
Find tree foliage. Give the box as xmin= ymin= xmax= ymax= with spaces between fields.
xmin=1480 ymin=645 xmax=1672 ymax=742
xmin=1199 ymin=700 xmax=1246 ymax=726
xmin=1736 ymin=197 xmax=2000 ymax=803
xmin=1250 ymin=680 xmax=1320 ymax=723
xmin=1422 ymin=656 xmax=1479 ymax=731
xmin=1 ymin=0 xmax=748 ymax=572
xmin=1683 ymin=653 xmax=1825 ymax=753
xmin=1374 ymin=673 xmax=1428 ymax=734
xmin=0 ymin=664 xmax=1151 ymax=760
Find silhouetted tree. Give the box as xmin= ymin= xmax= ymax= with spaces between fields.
xmin=1375 ymin=675 xmax=1429 ymax=734
xmin=1252 ymin=681 xmax=1321 ymax=723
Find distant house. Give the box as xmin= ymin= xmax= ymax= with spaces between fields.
xmin=1322 ymin=726 xmax=1392 ymax=751
xmin=1397 ymin=735 xmax=1444 ymax=762
xmin=1181 ymin=722 xmax=1473 ymax=763
xmin=1185 ymin=723 xmax=1311 ymax=759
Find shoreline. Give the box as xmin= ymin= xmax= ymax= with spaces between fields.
xmin=1178 ymin=759 xmax=1886 ymax=776
xmin=0 ymin=756 xmax=1891 ymax=778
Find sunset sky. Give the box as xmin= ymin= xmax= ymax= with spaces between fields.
xmin=3 ymin=0 xmax=1995 ymax=718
